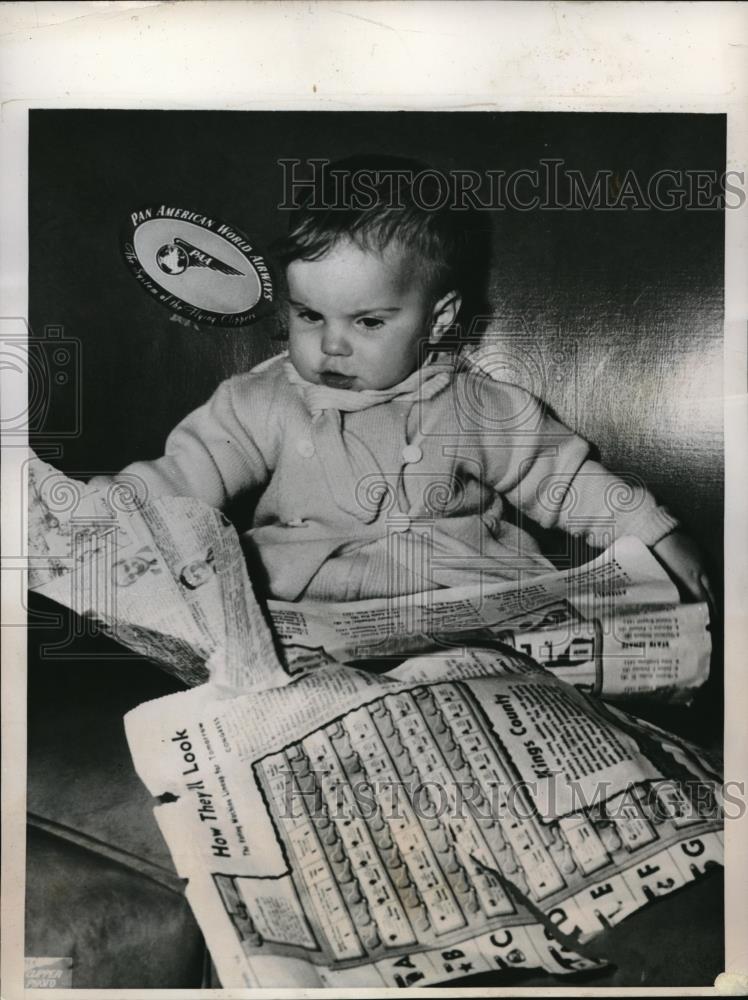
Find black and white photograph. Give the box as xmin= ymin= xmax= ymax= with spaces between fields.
xmin=2 ymin=2 xmax=746 ymax=996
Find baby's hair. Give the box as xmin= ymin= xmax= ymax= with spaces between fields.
xmin=273 ymin=154 xmax=487 ymax=308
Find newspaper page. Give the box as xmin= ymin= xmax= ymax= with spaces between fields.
xmin=26 ymin=455 xmax=283 ymax=691
xmin=124 ymin=649 xmax=723 ymax=988
xmin=269 ymin=537 xmax=711 ymax=702
xmin=27 ymin=454 xmax=710 ymax=702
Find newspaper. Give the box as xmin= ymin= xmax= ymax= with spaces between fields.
xmin=27 ymin=453 xmax=723 ymax=986
xmin=26 ymin=455 xmax=282 ymax=691
xmin=26 ymin=454 xmax=711 ymax=702
xmin=269 ymin=541 xmax=711 ymax=703
xmin=124 ymin=649 xmax=724 ymax=987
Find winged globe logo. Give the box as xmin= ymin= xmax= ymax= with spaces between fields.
xmin=156 ymin=238 xmax=245 ymax=277
xmin=123 ymin=204 xmax=275 ymax=327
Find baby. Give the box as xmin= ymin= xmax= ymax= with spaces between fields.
xmin=108 ymin=157 xmax=712 ymax=607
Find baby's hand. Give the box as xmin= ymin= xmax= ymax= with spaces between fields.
xmin=651 ymin=531 xmax=715 ymax=609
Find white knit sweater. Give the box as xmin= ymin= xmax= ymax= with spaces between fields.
xmin=114 ymin=356 xmax=678 ymax=601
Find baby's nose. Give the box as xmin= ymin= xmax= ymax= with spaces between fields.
xmin=321 ymin=326 xmax=352 ymax=356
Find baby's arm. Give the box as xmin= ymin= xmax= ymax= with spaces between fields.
xmin=93 ymin=374 xmax=275 ymax=510
xmin=485 ymin=382 xmax=712 ymax=603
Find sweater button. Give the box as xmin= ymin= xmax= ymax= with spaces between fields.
xmin=401 ymin=444 xmax=422 ymax=465
xmin=296 ymin=439 xmax=315 ymax=458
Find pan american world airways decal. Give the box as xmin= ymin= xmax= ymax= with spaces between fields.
xmin=123 ymin=205 xmax=275 ymax=327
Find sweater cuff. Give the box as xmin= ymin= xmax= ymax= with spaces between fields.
xmin=577 ymin=503 xmax=680 ymax=550
xmin=616 ymin=503 xmax=680 ymax=547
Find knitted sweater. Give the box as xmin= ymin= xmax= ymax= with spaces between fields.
xmin=115 ymin=355 xmax=678 ymax=602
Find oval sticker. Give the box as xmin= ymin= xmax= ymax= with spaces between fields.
xmin=122 ymin=205 xmax=275 ymax=326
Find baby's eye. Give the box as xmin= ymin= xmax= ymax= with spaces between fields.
xmin=358 ymin=316 xmax=385 ymax=330
xmin=296 ymin=308 xmax=323 ymax=324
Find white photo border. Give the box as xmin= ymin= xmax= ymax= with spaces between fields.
xmin=1 ymin=2 xmax=746 ymax=998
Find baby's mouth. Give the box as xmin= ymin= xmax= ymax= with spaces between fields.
xmin=318 ymin=372 xmax=356 ymax=390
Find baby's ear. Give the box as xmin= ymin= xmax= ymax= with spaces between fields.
xmin=429 ymin=289 xmax=462 ymax=344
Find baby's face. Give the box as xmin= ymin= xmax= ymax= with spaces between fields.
xmin=286 ymin=237 xmax=442 ymax=391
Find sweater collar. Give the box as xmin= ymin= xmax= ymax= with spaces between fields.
xmin=284 ymin=356 xmax=454 ymax=417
